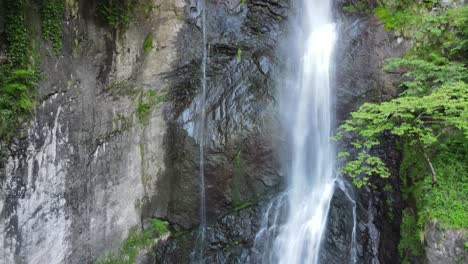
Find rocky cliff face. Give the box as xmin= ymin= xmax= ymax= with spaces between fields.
xmin=0 ymin=0 xmax=441 ymax=263
xmin=1 ymin=0 xmax=175 ymax=262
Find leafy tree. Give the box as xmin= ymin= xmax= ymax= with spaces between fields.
xmin=335 ymin=82 xmax=467 ymax=187
xmin=335 ymin=2 xmax=468 ymax=186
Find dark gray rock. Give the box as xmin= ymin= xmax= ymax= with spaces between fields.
xmin=425 ymin=222 xmax=467 ymax=264
xmin=320 ymin=186 xmax=356 ymax=264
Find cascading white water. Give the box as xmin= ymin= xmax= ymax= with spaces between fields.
xmin=273 ymin=1 xmax=337 ymax=263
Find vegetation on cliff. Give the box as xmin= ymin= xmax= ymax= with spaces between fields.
xmin=97 ymin=0 xmax=153 ymax=30
xmin=41 ymin=0 xmax=64 ymax=53
xmin=1 ymin=0 xmax=37 ymax=141
xmin=95 ymin=219 xmax=169 ymax=264
xmin=1 ymin=0 xmax=64 ymax=143
xmin=336 ymin=1 xmax=467 ymax=262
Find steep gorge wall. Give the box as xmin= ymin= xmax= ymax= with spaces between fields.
xmin=1 ymin=0 xmax=176 ymax=262
xmin=0 ymin=0 xmax=418 ymax=263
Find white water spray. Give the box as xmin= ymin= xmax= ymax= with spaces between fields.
xmin=273 ymin=1 xmax=337 ymax=263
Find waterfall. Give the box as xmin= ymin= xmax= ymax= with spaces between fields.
xmin=266 ymin=0 xmax=338 ymax=263
xmin=192 ymin=0 xmax=208 ymax=262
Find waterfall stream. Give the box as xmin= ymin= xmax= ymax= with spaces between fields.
xmin=192 ymin=0 xmax=208 ymax=262
xmin=257 ymin=0 xmax=338 ymax=263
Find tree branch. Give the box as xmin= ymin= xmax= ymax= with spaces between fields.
xmin=422 ymin=150 xmax=437 ymax=183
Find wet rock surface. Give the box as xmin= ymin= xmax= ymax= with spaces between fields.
xmin=0 ymin=0 xmax=446 ymax=264
xmin=425 ymin=222 xmax=467 ymax=264
xmin=320 ymin=3 xmax=408 ymax=264
xmin=152 ymin=201 xmax=268 ymax=264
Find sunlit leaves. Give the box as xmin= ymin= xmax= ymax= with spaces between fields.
xmin=335 ymin=82 xmax=468 ymax=186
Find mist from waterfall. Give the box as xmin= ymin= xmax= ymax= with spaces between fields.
xmin=272 ymin=0 xmax=337 ymax=263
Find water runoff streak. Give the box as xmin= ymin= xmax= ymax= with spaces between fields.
xmin=192 ymin=0 xmax=208 ymax=262
xmin=273 ymin=0 xmax=337 ymax=263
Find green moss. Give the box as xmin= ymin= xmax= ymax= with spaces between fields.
xmin=95 ymin=219 xmax=168 ymax=264
xmin=0 ymin=0 xmax=40 ymax=147
xmin=236 ymin=48 xmax=242 ymax=62
xmin=135 ymin=89 xmax=168 ymax=125
xmin=136 ymin=101 xmax=152 ymax=124
xmin=151 ymin=218 xmax=169 ymax=235
xmin=0 ymin=67 xmax=38 ymax=142
xmin=3 ymin=0 xmax=30 ymax=67
xmin=143 ymin=33 xmax=153 ymax=54
xmin=343 ymin=5 xmax=358 ymax=13
xmin=105 ymin=81 xmax=139 ymax=97
xmin=342 ymin=0 xmax=370 ymax=14
xmin=41 ymin=0 xmax=64 ymax=53
xmin=98 ymin=0 xmax=132 ymax=29
xmin=98 ymin=0 xmax=153 ymax=30
xmin=232 ymin=151 xmax=243 ymax=204
xmin=399 ymin=209 xmax=424 ymax=259
xmin=232 ymin=201 xmax=253 ymax=212
xmin=374 ymin=5 xmax=416 ymax=32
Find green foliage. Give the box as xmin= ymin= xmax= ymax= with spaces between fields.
xmin=411 ymin=5 xmax=468 ymax=61
xmin=375 ymin=3 xmax=468 ymax=61
xmin=399 ymin=209 xmax=424 ymax=260
xmin=232 ymin=201 xmax=253 ymax=212
xmin=236 ymin=48 xmax=242 ymax=62
xmin=374 ymin=5 xmax=416 ymax=32
xmin=0 ymin=67 xmax=38 ymax=140
xmin=41 ymin=0 xmax=65 ymax=53
xmin=151 ymin=218 xmax=169 ymax=235
xmin=136 ymin=89 xmax=167 ymax=124
xmin=98 ymin=0 xmax=132 ymax=29
xmin=143 ymin=33 xmax=153 ymax=54
xmin=95 ymin=219 xmax=169 ymax=264
xmin=98 ymin=0 xmax=153 ymax=30
xmin=136 ymin=100 xmax=152 ymax=124
xmin=336 ymin=0 xmax=468 ymax=189
xmin=232 ymin=150 xmax=243 ymax=203
xmin=422 ymin=134 xmax=468 ymax=228
xmin=342 ymin=5 xmax=358 ymax=13
xmin=3 ymin=0 xmax=30 ymax=67
xmin=384 ymin=56 xmax=467 ymax=95
xmin=0 ymin=0 xmax=40 ymax=146
xmin=398 ymin=133 xmax=467 ymax=260
xmin=335 ymin=82 xmax=468 ymax=186
xmin=342 ymin=0 xmax=370 ymax=14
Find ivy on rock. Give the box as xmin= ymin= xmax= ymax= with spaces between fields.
xmin=41 ymin=0 xmax=65 ymax=53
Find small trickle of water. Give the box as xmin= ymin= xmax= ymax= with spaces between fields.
xmin=337 ymin=178 xmax=358 ymax=264
xmin=191 ymin=0 xmax=208 ymax=263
